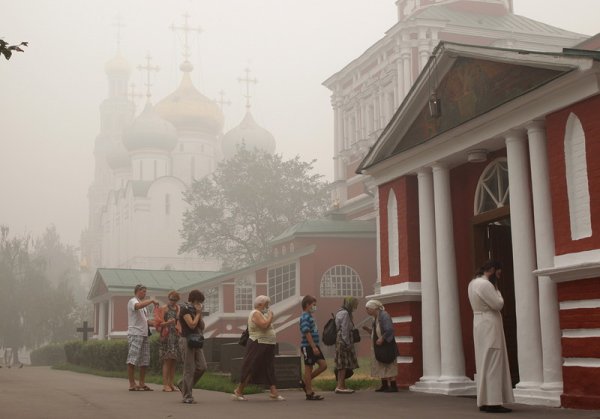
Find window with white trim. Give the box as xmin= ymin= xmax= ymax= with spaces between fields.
xmin=267 ymin=263 xmax=296 ymax=304
xmin=235 ymin=276 xmax=254 ymax=311
xmin=203 ymin=287 xmax=219 ymax=314
xmin=320 ymin=265 xmax=363 ymax=297
xmin=474 ymin=158 xmax=509 ymax=215
xmin=387 ymin=190 xmax=399 ymax=276
xmin=564 ymin=113 xmax=592 ymax=240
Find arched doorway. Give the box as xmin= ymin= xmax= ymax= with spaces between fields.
xmin=472 ymin=158 xmax=519 ymax=386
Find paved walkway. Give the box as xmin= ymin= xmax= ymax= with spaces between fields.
xmin=0 ymin=367 xmax=597 ymax=419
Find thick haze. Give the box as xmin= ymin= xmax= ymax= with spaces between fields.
xmin=1 ymin=0 xmax=598 ymax=248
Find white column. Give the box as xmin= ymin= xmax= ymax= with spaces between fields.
xmin=505 ymin=130 xmax=544 ymax=391
xmin=98 ymin=300 xmax=107 ymax=340
xmin=432 ymin=164 xmax=469 ymax=384
xmin=526 ymin=122 xmax=563 ymax=402
xmin=418 ymin=28 xmax=430 ymax=71
xmin=374 ymin=188 xmax=382 ymax=286
xmin=417 ymin=168 xmax=441 ymax=380
xmin=396 ymin=37 xmax=404 ymax=100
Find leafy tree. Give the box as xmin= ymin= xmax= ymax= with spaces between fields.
xmin=0 ymin=226 xmax=84 ymax=364
xmin=0 ymin=39 xmax=28 ymax=60
xmin=180 ymin=148 xmax=330 ymax=269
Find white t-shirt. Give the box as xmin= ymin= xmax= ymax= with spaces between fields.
xmin=127 ymin=297 xmax=148 ymax=336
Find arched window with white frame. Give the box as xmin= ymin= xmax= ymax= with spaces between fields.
xmin=387 ymin=190 xmax=399 ymax=276
xmin=564 ymin=113 xmax=591 ymax=240
xmin=320 ymin=265 xmax=363 ymax=297
xmin=474 ymin=158 xmax=510 ymax=215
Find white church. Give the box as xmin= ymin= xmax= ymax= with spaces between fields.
xmin=81 ymin=16 xmax=276 ymax=276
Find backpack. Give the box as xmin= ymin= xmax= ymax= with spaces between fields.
xmin=321 ymin=313 xmax=337 ymax=346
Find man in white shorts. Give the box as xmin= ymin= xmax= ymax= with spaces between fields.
xmin=127 ymin=284 xmax=159 ymax=391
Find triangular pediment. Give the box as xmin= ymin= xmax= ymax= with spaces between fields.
xmin=358 ymin=42 xmax=590 ymax=172
xmin=395 ymin=57 xmax=564 ymax=154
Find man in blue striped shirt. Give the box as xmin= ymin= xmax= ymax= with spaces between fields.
xmin=299 ymin=295 xmax=327 ymax=400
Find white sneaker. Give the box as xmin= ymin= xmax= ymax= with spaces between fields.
xmin=231 ymin=392 xmax=247 ymax=401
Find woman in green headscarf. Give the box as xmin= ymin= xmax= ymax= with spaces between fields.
xmin=334 ymin=296 xmax=359 ymax=393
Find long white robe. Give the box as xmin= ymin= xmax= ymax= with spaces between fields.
xmin=468 ymin=276 xmax=514 ymax=407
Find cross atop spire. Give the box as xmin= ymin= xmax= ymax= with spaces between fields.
xmin=137 ymin=53 xmax=160 ymax=99
xmin=238 ymin=68 xmax=257 ymax=110
xmin=112 ymin=15 xmax=126 ymax=52
xmin=216 ymin=90 xmax=231 ymax=110
xmin=170 ymin=12 xmax=202 ymax=63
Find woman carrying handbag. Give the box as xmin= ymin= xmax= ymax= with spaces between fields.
xmin=363 ymin=299 xmax=398 ymax=392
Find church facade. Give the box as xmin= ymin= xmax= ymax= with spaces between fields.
xmin=358 ymin=42 xmax=600 ymax=409
xmin=323 ymin=0 xmax=596 ymax=410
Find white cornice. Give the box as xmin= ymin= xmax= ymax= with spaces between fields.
xmin=367 ymin=281 xmax=422 ymax=304
xmin=534 ymin=250 xmax=600 ymax=283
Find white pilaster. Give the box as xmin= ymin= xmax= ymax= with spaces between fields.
xmin=98 ymin=300 xmax=107 ymax=340
xmin=411 ymin=168 xmax=442 ymax=392
xmin=430 ymin=163 xmax=474 ymax=394
xmin=526 ymin=121 xmax=563 ymax=406
xmin=505 ymin=130 xmax=544 ymax=400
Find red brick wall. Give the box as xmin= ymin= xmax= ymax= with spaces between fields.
xmin=387 ymin=302 xmax=423 ymax=388
xmin=112 ymin=296 xmax=130 ymax=332
xmin=378 ymin=176 xmax=421 ymax=286
xmin=547 ymin=95 xmax=600 ymax=255
xmin=558 ymin=277 xmax=600 ymax=409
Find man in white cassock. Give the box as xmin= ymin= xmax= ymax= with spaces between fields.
xmin=468 ymin=260 xmax=514 ymax=414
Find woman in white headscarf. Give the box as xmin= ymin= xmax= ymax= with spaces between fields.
xmin=364 ymin=300 xmax=398 ymax=392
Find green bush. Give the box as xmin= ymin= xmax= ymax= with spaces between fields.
xmin=30 ymin=343 xmax=66 ymax=366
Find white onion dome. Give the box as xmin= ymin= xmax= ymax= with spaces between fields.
xmin=104 ymin=53 xmax=131 ymax=76
xmin=221 ymin=111 xmax=276 ymax=159
xmin=123 ymin=102 xmax=177 ymax=152
xmin=155 ymin=62 xmax=224 ymax=134
xmin=106 ymin=141 xmax=131 ymax=170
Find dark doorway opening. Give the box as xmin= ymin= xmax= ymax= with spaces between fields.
xmin=473 ymin=210 xmax=519 ymax=387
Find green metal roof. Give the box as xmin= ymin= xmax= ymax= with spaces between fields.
xmin=414 ymin=5 xmax=585 ymax=38
xmin=89 ymin=268 xmax=224 ymax=299
xmin=270 ymin=216 xmax=375 ymax=245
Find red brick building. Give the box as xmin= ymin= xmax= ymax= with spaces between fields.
xmin=357 ymin=42 xmax=600 ymax=409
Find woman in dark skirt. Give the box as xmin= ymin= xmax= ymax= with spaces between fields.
xmin=334 ymin=296 xmax=359 ymax=393
xmin=232 ymin=295 xmax=284 ymax=401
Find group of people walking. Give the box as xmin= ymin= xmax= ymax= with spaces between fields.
xmin=125 ymin=259 xmax=514 ymax=413
xmin=125 ymin=284 xmax=399 ymax=404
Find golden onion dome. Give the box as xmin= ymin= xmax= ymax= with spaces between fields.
xmin=155 ymin=63 xmax=224 ymax=135
xmin=221 ymin=111 xmax=276 ymax=159
xmin=104 ymin=53 xmax=131 ymax=76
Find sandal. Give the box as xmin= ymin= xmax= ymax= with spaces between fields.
xmin=128 ymin=387 xmax=140 ymax=391
xmin=269 ymin=394 xmax=285 ymax=401
xmin=305 ymin=392 xmax=324 ymax=401
xmin=231 ymin=390 xmax=247 ymax=401
xmin=138 ymin=385 xmax=154 ymax=391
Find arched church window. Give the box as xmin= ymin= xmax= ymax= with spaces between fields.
xmin=474 ymin=158 xmax=509 ymax=215
xmin=387 ymin=190 xmax=400 ymax=276
xmin=564 ymin=113 xmax=592 ymax=239
xmin=235 ymin=276 xmax=254 ymax=311
xmin=320 ymin=265 xmax=363 ymax=298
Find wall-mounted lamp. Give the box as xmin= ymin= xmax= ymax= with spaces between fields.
xmin=467 ymin=149 xmax=488 ymax=163
xmin=429 ymin=92 xmax=441 ymax=118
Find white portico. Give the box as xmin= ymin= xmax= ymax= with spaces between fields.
xmin=357 ymin=42 xmax=600 ymax=406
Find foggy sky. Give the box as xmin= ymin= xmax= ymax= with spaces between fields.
xmin=1 ymin=0 xmax=598 ymax=248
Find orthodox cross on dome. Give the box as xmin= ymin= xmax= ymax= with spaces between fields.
xmin=112 ymin=15 xmax=126 ymax=52
xmin=238 ymin=67 xmax=257 ymax=110
xmin=216 ymin=90 xmax=231 ymax=110
xmin=137 ymin=53 xmax=160 ymax=99
xmin=170 ymin=12 xmax=202 ymax=63
xmin=128 ymin=82 xmax=143 ymax=109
